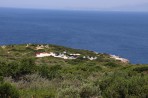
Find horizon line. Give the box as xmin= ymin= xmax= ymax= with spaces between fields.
xmin=0 ymin=6 xmax=148 ymax=13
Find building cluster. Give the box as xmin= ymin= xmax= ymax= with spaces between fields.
xmin=83 ymin=56 xmax=97 ymax=60
xmin=36 ymin=52 xmax=80 ymax=59
xmin=36 ymin=52 xmax=97 ymax=60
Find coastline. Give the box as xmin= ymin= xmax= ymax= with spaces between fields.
xmin=0 ymin=43 xmax=147 ymax=98
xmin=1 ymin=43 xmax=130 ymax=63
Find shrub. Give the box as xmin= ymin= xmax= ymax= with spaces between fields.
xmin=7 ymin=61 xmax=20 ymax=78
xmin=0 ymin=76 xmax=4 ymax=83
xmin=99 ymin=72 xmax=148 ymax=98
xmin=0 ymin=82 xmax=19 ymax=98
xmin=19 ymin=58 xmax=36 ymax=74
xmin=0 ymin=60 xmax=8 ymax=76
xmin=43 ymin=90 xmax=56 ymax=98
xmin=0 ymin=58 xmax=37 ymax=80
xmin=76 ymin=63 xmax=102 ymax=73
xmin=12 ymin=58 xmax=37 ymax=79
xmin=57 ymin=87 xmax=80 ymax=98
xmin=133 ymin=66 xmax=148 ymax=73
xmin=80 ymin=84 xmax=101 ymax=98
xmin=39 ymin=65 xmax=62 ymax=80
xmin=104 ymin=62 xmax=120 ymax=67
xmin=67 ymin=59 xmax=84 ymax=65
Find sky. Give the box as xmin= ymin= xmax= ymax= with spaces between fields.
xmin=0 ymin=0 xmax=148 ymax=11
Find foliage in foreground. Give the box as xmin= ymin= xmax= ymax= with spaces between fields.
xmin=0 ymin=44 xmax=148 ymax=98
xmin=0 ymin=77 xmax=19 ymax=98
xmin=99 ymin=71 xmax=148 ymax=98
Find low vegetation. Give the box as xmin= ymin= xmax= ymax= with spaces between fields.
xmin=0 ymin=44 xmax=147 ymax=98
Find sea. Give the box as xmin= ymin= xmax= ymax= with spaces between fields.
xmin=0 ymin=8 xmax=148 ymax=64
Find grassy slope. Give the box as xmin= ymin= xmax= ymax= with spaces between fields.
xmin=0 ymin=44 xmax=148 ymax=98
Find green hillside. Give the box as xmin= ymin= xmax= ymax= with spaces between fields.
xmin=0 ymin=44 xmax=148 ymax=98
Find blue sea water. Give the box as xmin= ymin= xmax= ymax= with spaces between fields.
xmin=0 ymin=8 xmax=148 ymax=64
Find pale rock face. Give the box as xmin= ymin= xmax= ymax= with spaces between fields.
xmin=45 ymin=45 xmax=49 ymax=48
xmin=36 ymin=45 xmax=44 ymax=50
xmin=26 ymin=44 xmax=29 ymax=47
xmin=110 ymin=55 xmax=129 ymax=63
xmin=1 ymin=45 xmax=6 ymax=49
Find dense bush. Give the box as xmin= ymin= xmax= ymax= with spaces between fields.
xmin=67 ymin=58 xmax=85 ymax=65
xmin=99 ymin=71 xmax=148 ymax=98
xmin=104 ymin=62 xmax=120 ymax=67
xmin=0 ymin=58 xmax=37 ymax=80
xmin=57 ymin=87 xmax=80 ymax=98
xmin=80 ymin=84 xmax=101 ymax=98
xmin=39 ymin=65 xmax=62 ymax=80
xmin=76 ymin=63 xmax=102 ymax=73
xmin=0 ymin=82 xmax=19 ymax=98
xmin=18 ymin=58 xmax=36 ymax=75
xmin=0 ymin=61 xmax=8 ymax=76
xmin=133 ymin=66 xmax=148 ymax=73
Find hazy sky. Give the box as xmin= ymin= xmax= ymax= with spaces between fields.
xmin=0 ymin=0 xmax=148 ymax=11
